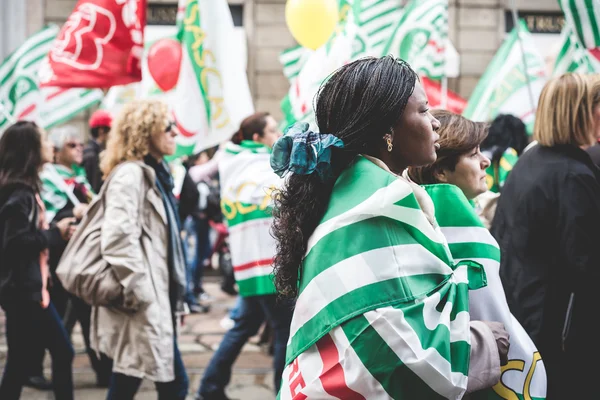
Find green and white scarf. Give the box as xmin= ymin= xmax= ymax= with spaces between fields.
xmin=485 ymin=148 xmax=518 ymax=194
xmin=279 ymin=157 xmax=487 ymax=399
xmin=425 ymin=184 xmax=547 ymax=400
xmin=40 ymin=163 xmax=94 ymax=223
xmin=218 ymin=141 xmax=281 ymax=297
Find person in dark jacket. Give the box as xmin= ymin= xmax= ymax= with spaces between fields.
xmin=491 ymin=73 xmax=600 ymax=399
xmin=83 ymin=109 xmax=112 ymax=193
xmin=37 ymin=124 xmax=113 ymax=388
xmin=0 ymin=121 xmax=75 ymax=400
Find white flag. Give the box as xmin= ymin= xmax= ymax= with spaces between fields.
xmin=172 ymin=0 xmax=254 ymax=158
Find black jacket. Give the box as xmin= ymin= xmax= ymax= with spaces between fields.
xmin=0 ymin=183 xmax=63 ymax=308
xmin=178 ymin=171 xmax=200 ymax=223
xmin=83 ymin=139 xmax=104 ymax=194
xmin=491 ymin=144 xmax=600 ymax=399
xmin=586 ymin=141 xmax=600 ymax=167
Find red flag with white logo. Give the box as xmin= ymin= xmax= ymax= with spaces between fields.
xmin=39 ymin=0 xmax=146 ymax=89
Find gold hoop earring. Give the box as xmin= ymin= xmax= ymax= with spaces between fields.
xmin=386 ymin=137 xmax=393 ymax=152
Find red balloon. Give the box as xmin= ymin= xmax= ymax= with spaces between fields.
xmin=147 ymin=38 xmax=182 ymax=92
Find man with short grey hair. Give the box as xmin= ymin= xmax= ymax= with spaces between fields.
xmin=36 ymin=124 xmax=113 ymax=388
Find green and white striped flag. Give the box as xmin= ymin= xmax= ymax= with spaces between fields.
xmin=279 ymin=0 xmax=402 ymax=85
xmin=360 ymin=0 xmax=404 ymax=56
xmin=559 ymin=0 xmax=600 ymax=51
xmin=279 ymin=157 xmax=487 ymax=399
xmin=552 ymin=25 xmax=600 ymax=76
xmin=382 ymin=0 xmax=448 ymax=80
xmin=280 ymin=45 xmax=311 ymax=84
xmin=172 ymin=0 xmax=254 ymax=158
xmin=279 ymin=0 xmax=404 ymax=128
xmin=463 ymin=20 xmax=547 ymax=133
xmin=218 ymin=141 xmax=280 ymax=297
xmin=0 ymin=25 xmax=103 ymax=134
xmin=40 ymin=163 xmax=95 ymax=223
xmin=425 ymin=184 xmax=547 ymax=400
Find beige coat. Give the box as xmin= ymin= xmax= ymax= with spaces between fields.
xmin=90 ymin=161 xmax=175 ymax=382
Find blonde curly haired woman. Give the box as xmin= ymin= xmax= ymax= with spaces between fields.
xmin=94 ymin=99 xmax=189 ymax=399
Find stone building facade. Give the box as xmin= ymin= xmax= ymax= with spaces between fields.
xmin=1 ymin=0 xmax=563 ymax=124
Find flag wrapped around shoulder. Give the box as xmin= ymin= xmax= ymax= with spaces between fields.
xmin=40 ymin=163 xmax=95 ymax=223
xmin=424 ymin=183 xmax=547 ymax=400
xmin=39 ymin=0 xmax=146 ymax=88
xmin=218 ymin=141 xmax=281 ymax=297
xmin=279 ymin=157 xmax=487 ymax=399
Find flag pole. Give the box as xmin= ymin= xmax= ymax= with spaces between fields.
xmin=441 ymin=75 xmax=448 ymax=109
xmin=441 ymin=37 xmax=448 ymax=109
xmin=510 ymin=0 xmax=536 ymax=114
xmin=0 ymin=103 xmax=16 ymax=124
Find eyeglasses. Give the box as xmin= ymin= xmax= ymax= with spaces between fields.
xmin=165 ymin=121 xmax=176 ymax=133
xmin=65 ymin=142 xmax=83 ymax=149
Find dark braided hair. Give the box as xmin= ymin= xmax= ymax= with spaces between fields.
xmin=271 ymin=56 xmax=418 ymax=299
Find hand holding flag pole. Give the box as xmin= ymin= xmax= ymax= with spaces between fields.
xmin=510 ymin=0 xmax=536 ymax=116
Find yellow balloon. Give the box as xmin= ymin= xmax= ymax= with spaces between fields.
xmin=285 ymin=0 xmax=339 ymax=50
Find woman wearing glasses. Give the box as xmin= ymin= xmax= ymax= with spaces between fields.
xmin=34 ymin=125 xmax=111 ymax=389
xmin=93 ymin=99 xmax=189 ymax=399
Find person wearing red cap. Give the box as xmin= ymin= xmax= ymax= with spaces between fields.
xmin=84 ymin=109 xmax=112 ymax=193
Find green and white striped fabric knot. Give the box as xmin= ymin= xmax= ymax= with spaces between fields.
xmin=424 ymin=183 xmax=547 ymax=400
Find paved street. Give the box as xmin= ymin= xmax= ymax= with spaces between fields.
xmin=0 ymin=278 xmax=277 ymax=400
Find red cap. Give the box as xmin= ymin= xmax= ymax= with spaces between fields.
xmin=89 ymin=110 xmax=112 ymax=128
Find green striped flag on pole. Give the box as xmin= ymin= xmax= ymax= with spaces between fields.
xmin=382 ymin=0 xmax=448 ymax=80
xmin=559 ymin=0 xmax=600 ymax=52
xmin=462 ymin=20 xmax=547 ymax=133
xmin=552 ymin=25 xmax=600 ymax=76
xmin=279 ymin=156 xmax=487 ymax=399
xmin=0 ymin=25 xmax=103 ymax=134
xmin=358 ymin=0 xmax=404 ymax=56
xmin=424 ymin=184 xmax=547 ymax=400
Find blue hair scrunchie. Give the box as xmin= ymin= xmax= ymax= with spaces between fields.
xmin=270 ymin=122 xmax=344 ymax=181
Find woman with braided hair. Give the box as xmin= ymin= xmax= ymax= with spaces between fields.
xmin=270 ymin=56 xmax=508 ymax=399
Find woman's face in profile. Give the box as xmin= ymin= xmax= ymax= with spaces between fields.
xmin=391 ymin=80 xmax=441 ymax=169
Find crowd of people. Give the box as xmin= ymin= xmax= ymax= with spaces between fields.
xmin=1 ymin=55 xmax=599 ymax=399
